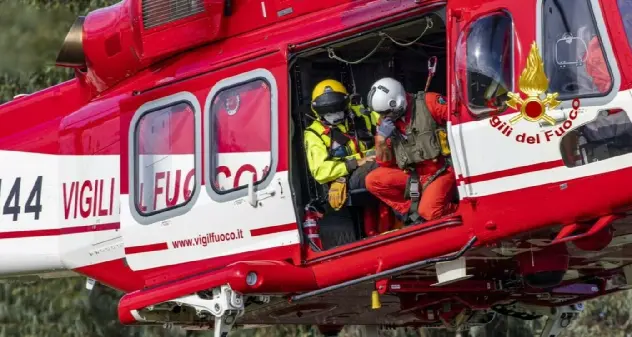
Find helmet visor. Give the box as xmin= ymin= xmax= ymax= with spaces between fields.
xmin=367 ymin=87 xmax=378 ymax=112
xmin=312 ymin=91 xmax=349 ymax=115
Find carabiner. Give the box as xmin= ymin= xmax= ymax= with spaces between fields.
xmin=427 ymin=56 xmax=437 ymax=74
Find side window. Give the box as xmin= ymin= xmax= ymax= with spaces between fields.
xmin=560 ymin=109 xmax=632 ymax=167
xmin=135 ymin=101 xmax=196 ymax=215
xmin=617 ymin=0 xmax=632 ymax=49
xmin=208 ymin=79 xmax=272 ymax=194
xmin=542 ymin=0 xmax=613 ymax=99
xmin=455 ymin=12 xmax=513 ymax=115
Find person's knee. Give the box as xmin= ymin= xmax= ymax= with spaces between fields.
xmin=418 ymin=194 xmax=448 ymax=220
xmin=418 ymin=204 xmax=442 ymax=221
xmin=418 ymin=197 xmax=457 ymax=221
xmin=365 ymin=170 xmax=382 ymax=194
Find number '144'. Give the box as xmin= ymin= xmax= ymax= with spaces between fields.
xmin=1 ymin=176 xmax=43 ymax=221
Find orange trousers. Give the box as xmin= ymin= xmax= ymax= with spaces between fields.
xmin=365 ymin=166 xmax=458 ymax=221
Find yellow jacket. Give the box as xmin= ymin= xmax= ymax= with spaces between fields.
xmin=304 ymin=105 xmax=380 ymax=184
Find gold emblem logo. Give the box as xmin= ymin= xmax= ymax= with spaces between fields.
xmin=506 ymin=42 xmax=561 ymax=126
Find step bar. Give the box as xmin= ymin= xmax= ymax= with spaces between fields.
xmin=290 ymin=236 xmax=478 ymax=302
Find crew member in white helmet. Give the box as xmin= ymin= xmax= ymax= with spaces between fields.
xmin=364 ymin=77 xmax=458 ymax=224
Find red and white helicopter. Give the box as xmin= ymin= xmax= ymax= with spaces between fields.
xmin=0 ymin=0 xmax=631 ymax=336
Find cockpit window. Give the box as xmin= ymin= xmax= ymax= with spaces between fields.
xmin=542 ymin=0 xmax=613 ymax=99
xmin=617 ymin=0 xmax=632 ymax=50
xmin=456 ymin=12 xmax=514 ymax=115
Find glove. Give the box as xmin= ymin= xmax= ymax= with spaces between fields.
xmin=331 ymin=144 xmax=347 ymax=158
xmin=377 ymin=118 xmax=395 ymax=138
xmin=328 ymin=178 xmax=348 ymax=211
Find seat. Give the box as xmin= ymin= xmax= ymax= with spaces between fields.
xmin=348 ymin=188 xmax=374 ymax=206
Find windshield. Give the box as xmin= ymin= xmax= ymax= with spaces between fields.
xmin=455 ymin=12 xmax=514 ymax=115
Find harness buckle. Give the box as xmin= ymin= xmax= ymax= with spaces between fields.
xmin=409 ymin=180 xmax=420 ymax=200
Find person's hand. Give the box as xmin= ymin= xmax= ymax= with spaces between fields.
xmin=358 ymin=156 xmax=375 ymax=166
xmin=377 ymin=118 xmax=395 ymax=138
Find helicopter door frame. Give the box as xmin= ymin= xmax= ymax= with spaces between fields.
xmin=446 ymin=4 xmax=520 ymax=200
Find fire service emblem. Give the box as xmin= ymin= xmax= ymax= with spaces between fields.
xmin=490 ymin=42 xmax=582 ymax=144
xmin=505 ymin=42 xmax=561 ymax=126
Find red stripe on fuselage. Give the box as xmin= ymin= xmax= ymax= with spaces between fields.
xmin=124 ymin=243 xmax=169 ymax=254
xmin=0 ymin=222 xmax=119 ymax=239
xmin=250 ymin=223 xmax=297 ymax=236
xmin=456 ymin=160 xmax=565 ymax=185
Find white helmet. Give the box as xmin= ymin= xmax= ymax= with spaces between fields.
xmin=367 ymin=77 xmax=408 ymax=116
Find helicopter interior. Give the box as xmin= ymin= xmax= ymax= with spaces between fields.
xmin=288 ymin=12 xmax=455 ymax=251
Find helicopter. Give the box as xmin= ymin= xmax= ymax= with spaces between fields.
xmin=0 ymin=0 xmax=631 ymax=336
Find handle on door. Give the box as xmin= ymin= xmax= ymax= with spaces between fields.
xmin=246 ymin=175 xmax=277 ymax=208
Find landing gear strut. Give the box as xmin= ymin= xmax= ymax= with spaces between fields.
xmin=132 ymin=285 xmax=246 ymax=337
xmin=494 ymin=302 xmax=584 ymax=337
xmin=178 ymin=285 xmax=245 ymax=337
xmin=537 ymin=303 xmax=584 ymax=337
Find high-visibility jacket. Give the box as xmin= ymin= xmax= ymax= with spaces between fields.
xmin=304 ymin=105 xmax=380 ymax=184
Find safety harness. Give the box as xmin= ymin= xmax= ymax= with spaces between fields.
xmin=305 ymin=121 xmax=369 ymax=211
xmin=404 ymin=158 xmax=450 ymax=224
xmin=305 ymin=111 xmax=374 ymax=160
xmin=401 ymin=56 xmax=448 ymax=224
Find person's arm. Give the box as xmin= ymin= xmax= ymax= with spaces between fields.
xmin=375 ymin=135 xmax=395 ymax=167
xmin=304 ymin=131 xmax=354 ymax=184
xmin=425 ymin=92 xmax=449 ymax=125
xmin=374 ymin=117 xmax=397 ymax=167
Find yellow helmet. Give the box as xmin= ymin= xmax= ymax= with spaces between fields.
xmin=311 ymin=79 xmax=350 ymax=123
xmin=311 ymin=79 xmax=348 ymax=101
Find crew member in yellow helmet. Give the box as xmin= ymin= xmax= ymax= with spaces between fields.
xmin=304 ymin=79 xmax=380 ymax=210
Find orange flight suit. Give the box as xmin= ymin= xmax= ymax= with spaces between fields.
xmin=365 ymin=92 xmax=458 ymax=221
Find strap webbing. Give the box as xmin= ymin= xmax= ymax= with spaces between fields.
xmin=406 ymin=160 xmax=450 ymax=224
